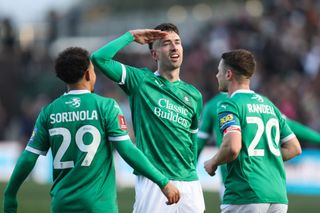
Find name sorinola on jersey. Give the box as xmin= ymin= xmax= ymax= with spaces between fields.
xmin=49 ymin=110 xmax=98 ymax=124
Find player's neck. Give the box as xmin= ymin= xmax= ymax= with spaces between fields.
xmin=158 ymin=68 xmax=180 ymax=82
xmin=228 ymin=83 xmax=250 ymax=96
xmin=67 ymin=82 xmax=91 ymax=92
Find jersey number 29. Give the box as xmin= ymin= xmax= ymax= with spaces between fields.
xmin=49 ymin=125 xmax=101 ymax=169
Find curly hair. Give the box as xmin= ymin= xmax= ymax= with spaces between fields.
xmin=55 ymin=47 xmax=90 ymax=84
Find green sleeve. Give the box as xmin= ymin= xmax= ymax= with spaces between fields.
xmin=91 ymin=32 xmax=134 ymax=83
xmin=197 ymin=103 xmax=213 ymax=157
xmin=287 ymin=119 xmax=320 ymax=144
xmin=191 ymin=132 xmax=198 ymax=166
xmin=3 ymin=150 xmax=39 ymax=213
xmin=192 ymin=122 xmax=200 ymax=165
xmin=113 ymin=139 xmax=169 ymax=188
xmin=192 ymin=92 xmax=203 ymax=161
xmin=197 ymin=138 xmax=207 ymax=158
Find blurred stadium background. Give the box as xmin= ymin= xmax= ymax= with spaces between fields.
xmin=1 ymin=0 xmax=320 ymax=212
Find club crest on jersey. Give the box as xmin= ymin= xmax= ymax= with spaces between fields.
xmin=183 ymin=95 xmax=190 ymax=103
xmin=65 ymin=98 xmax=81 ymax=108
xmin=252 ymin=94 xmax=264 ymax=102
xmin=118 ymin=115 xmax=128 ymax=130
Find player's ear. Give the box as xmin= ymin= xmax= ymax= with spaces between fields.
xmin=84 ymin=69 xmax=90 ymax=81
xmin=150 ymin=49 xmax=158 ymax=62
xmin=226 ymin=69 xmax=232 ymax=80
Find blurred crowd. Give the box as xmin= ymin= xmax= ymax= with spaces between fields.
xmin=0 ymin=0 xmax=319 ymax=148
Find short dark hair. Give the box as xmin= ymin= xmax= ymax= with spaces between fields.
xmin=221 ymin=49 xmax=256 ymax=78
xmin=148 ymin=23 xmax=180 ymax=50
xmin=55 ymin=47 xmax=90 ymax=84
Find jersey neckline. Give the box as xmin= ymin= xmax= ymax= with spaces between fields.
xmin=154 ymin=71 xmax=181 ymax=84
xmin=64 ymin=90 xmax=91 ymax=95
xmin=230 ymin=89 xmax=254 ymax=98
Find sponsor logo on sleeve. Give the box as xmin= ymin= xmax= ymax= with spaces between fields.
xmin=219 ymin=112 xmax=237 ymax=132
xmin=118 ymin=115 xmax=128 ymax=130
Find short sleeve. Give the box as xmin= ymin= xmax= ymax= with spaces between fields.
xmin=277 ymin=109 xmax=295 ymax=143
xmin=217 ymin=100 xmax=241 ymax=134
xmin=25 ymin=108 xmax=50 ymax=155
xmin=198 ymin=103 xmax=214 ymax=139
xmin=190 ymin=92 xmax=203 ymax=133
xmin=120 ymin=66 xmax=149 ymax=96
xmin=105 ymin=100 xmax=131 ymax=142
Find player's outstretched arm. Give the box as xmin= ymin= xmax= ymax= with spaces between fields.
xmin=197 ymin=137 xmax=207 ymax=158
xmin=197 ymin=104 xmax=214 ymax=158
xmin=91 ymin=32 xmax=134 ymax=83
xmin=3 ymin=150 xmax=39 ymax=213
xmin=129 ymin=29 xmax=168 ymax=45
xmin=114 ymin=139 xmax=180 ymax=205
xmin=91 ymin=29 xmax=167 ymax=84
xmin=281 ymin=137 xmax=302 ymax=161
xmin=287 ymin=119 xmax=320 ymax=144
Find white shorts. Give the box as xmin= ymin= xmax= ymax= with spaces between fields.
xmin=221 ymin=203 xmax=288 ymax=213
xmin=133 ymin=176 xmax=205 ymax=213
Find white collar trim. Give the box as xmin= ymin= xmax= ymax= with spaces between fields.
xmin=154 ymin=71 xmax=181 ymax=81
xmin=64 ymin=90 xmax=91 ymax=95
xmin=230 ymin=89 xmax=254 ymax=98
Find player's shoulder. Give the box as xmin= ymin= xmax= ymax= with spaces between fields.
xmin=216 ymin=97 xmax=238 ymax=114
xmin=231 ymin=90 xmax=268 ymax=103
xmin=90 ymin=93 xmax=119 ymax=106
xmin=207 ymin=92 xmax=228 ymax=105
xmin=179 ymin=80 xmax=202 ymax=97
xmin=179 ymin=80 xmax=199 ymax=90
xmin=87 ymin=94 xmax=123 ymax=115
xmin=44 ymin=95 xmax=67 ymax=110
xmin=247 ymin=92 xmax=276 ymax=107
xmin=126 ymin=64 xmax=153 ymax=75
xmin=219 ymin=98 xmax=235 ymax=107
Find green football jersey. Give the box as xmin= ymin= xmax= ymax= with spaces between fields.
xmin=123 ymin=69 xmax=202 ymax=180
xmin=26 ymin=90 xmax=130 ymax=213
xmin=91 ymin=32 xmax=203 ymax=181
xmin=217 ymin=90 xmax=295 ymax=205
xmin=198 ymin=92 xmax=228 ymax=146
xmin=198 ymin=92 xmax=228 ymax=182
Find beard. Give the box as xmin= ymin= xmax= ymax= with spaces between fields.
xmin=218 ymin=83 xmax=228 ymax=92
xmin=167 ymin=60 xmax=182 ymax=70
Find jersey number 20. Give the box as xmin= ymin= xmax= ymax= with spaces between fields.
xmin=246 ymin=117 xmax=281 ymax=157
xmin=49 ymin=125 xmax=101 ymax=169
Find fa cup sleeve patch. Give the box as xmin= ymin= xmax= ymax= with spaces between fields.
xmin=118 ymin=115 xmax=128 ymax=130
xmin=28 ymin=128 xmax=37 ymax=144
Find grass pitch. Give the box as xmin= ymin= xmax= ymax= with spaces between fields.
xmin=0 ymin=182 xmax=319 ymax=212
